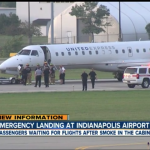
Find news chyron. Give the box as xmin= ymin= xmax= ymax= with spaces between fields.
xmin=0 ymin=114 xmax=150 ymax=136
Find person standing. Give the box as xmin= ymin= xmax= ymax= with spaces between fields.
xmin=34 ymin=64 xmax=42 ymax=87
xmin=50 ymin=63 xmax=55 ymax=85
xmin=59 ymin=66 xmax=63 ymax=84
xmin=21 ymin=66 xmax=28 ymax=85
xmin=89 ymin=68 xmax=97 ymax=89
xmin=62 ymin=66 xmax=65 ymax=84
xmin=26 ymin=64 xmax=32 ymax=85
xmin=81 ymin=71 xmax=88 ymax=91
xmin=43 ymin=62 xmax=50 ymax=87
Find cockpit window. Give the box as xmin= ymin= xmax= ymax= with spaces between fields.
xmin=18 ymin=49 xmax=31 ymax=55
xmin=31 ymin=50 xmax=39 ymax=56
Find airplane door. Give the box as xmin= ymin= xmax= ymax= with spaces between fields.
xmin=40 ymin=46 xmax=51 ymax=64
xmin=127 ymin=47 xmax=133 ymax=57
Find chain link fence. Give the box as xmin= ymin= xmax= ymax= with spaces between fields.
xmin=48 ymin=33 xmax=149 ymax=44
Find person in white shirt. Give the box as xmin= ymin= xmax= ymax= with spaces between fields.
xmin=62 ymin=66 xmax=65 ymax=84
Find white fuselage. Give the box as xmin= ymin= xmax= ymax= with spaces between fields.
xmin=0 ymin=41 xmax=150 ymax=75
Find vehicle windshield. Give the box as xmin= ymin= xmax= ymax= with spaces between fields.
xmin=18 ymin=49 xmax=31 ymax=55
xmin=125 ymin=68 xmax=137 ymax=74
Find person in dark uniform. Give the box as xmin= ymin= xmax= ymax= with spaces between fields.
xmin=89 ymin=68 xmax=97 ymax=89
xmin=34 ymin=64 xmax=42 ymax=87
xmin=81 ymin=71 xmax=88 ymax=91
xmin=26 ymin=64 xmax=32 ymax=85
xmin=50 ymin=63 xmax=55 ymax=85
xmin=43 ymin=62 xmax=50 ymax=87
xmin=21 ymin=66 xmax=28 ymax=85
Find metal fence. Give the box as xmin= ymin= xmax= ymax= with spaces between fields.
xmin=48 ymin=33 xmax=150 ymax=44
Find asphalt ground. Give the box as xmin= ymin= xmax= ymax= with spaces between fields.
xmin=0 ymin=78 xmax=149 ymax=93
xmin=0 ymin=137 xmax=149 ymax=149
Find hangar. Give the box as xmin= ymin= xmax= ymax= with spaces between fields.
xmin=48 ymin=2 xmax=150 ymax=44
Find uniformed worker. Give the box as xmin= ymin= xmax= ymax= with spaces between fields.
xmin=35 ymin=64 xmax=42 ymax=71
xmin=43 ymin=62 xmax=50 ymax=87
xmin=81 ymin=71 xmax=88 ymax=91
xmin=89 ymin=68 xmax=97 ymax=89
xmin=50 ymin=63 xmax=55 ymax=85
xmin=21 ymin=66 xmax=28 ymax=85
xmin=59 ymin=66 xmax=63 ymax=84
xmin=26 ymin=64 xmax=32 ymax=85
xmin=34 ymin=64 xmax=42 ymax=87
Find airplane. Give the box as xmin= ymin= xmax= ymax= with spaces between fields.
xmin=0 ymin=40 xmax=150 ymax=82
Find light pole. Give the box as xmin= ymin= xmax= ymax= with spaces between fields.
xmin=51 ymin=2 xmax=54 ymax=44
xmin=61 ymin=14 xmax=62 ymax=44
xmin=28 ymin=2 xmax=32 ymax=44
xmin=118 ymin=2 xmax=122 ymax=41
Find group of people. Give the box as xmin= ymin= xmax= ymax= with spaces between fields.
xmin=19 ymin=64 xmax=32 ymax=86
xmin=19 ymin=63 xmax=97 ymax=90
xmin=19 ymin=62 xmax=65 ymax=88
xmin=81 ymin=68 xmax=97 ymax=91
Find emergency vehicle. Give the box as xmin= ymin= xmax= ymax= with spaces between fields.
xmin=123 ymin=66 xmax=150 ymax=88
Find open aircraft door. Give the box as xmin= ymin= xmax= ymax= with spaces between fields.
xmin=127 ymin=47 xmax=133 ymax=57
xmin=40 ymin=46 xmax=51 ymax=64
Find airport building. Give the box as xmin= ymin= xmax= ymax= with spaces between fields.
xmin=0 ymin=7 xmax=16 ymax=16
xmin=16 ymin=2 xmax=73 ymax=36
xmin=48 ymin=2 xmax=150 ymax=43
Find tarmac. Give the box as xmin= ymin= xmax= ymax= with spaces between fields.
xmin=0 ymin=137 xmax=150 ymax=149
xmin=0 ymin=78 xmax=149 ymax=93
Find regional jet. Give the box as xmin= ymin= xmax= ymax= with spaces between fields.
xmin=0 ymin=41 xmax=150 ymax=81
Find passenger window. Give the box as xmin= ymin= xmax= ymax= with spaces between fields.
xmin=61 ymin=52 xmax=64 ymax=56
xmin=139 ymin=68 xmax=147 ymax=74
xmin=75 ymin=51 xmax=78 ymax=55
xmin=89 ymin=51 xmax=92 ymax=55
xmin=136 ymin=49 xmax=139 ymax=53
xmin=95 ymin=51 xmax=98 ymax=54
xmin=143 ymin=49 xmax=146 ymax=52
xmin=68 ymin=52 xmax=71 ymax=56
xmin=128 ymin=49 xmax=132 ymax=53
xmin=122 ymin=49 xmax=125 ymax=53
xmin=55 ymin=52 xmax=58 ymax=56
xmin=31 ymin=50 xmax=39 ymax=56
xmin=82 ymin=51 xmax=85 ymax=55
xmin=115 ymin=50 xmax=118 ymax=54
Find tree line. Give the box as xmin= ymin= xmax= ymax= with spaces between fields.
xmin=0 ymin=13 xmax=42 ymax=57
xmin=0 ymin=13 xmax=42 ymax=36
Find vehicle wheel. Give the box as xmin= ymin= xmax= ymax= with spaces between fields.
xmin=141 ymin=79 xmax=149 ymax=88
xmin=11 ymin=78 xmax=16 ymax=84
xmin=128 ymin=84 xmax=135 ymax=88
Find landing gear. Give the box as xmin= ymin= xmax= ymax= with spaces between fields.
xmin=114 ymin=72 xmax=123 ymax=82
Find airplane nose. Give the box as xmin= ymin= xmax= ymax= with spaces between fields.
xmin=0 ymin=62 xmax=6 ymax=70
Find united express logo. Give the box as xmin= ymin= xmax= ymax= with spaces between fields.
xmin=66 ymin=46 xmax=115 ymax=51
